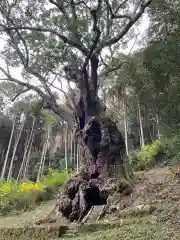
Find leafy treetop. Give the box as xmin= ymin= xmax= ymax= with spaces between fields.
xmin=0 ymin=0 xmax=152 ymax=122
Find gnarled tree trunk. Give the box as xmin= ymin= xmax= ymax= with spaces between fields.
xmin=39 ymin=55 xmax=127 ymax=224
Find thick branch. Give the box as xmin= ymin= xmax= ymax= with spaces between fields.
xmin=70 ymin=0 xmax=78 ymax=22
xmin=0 ymin=66 xmax=48 ymax=100
xmin=96 ymin=0 xmax=152 ymax=53
xmin=0 ymin=25 xmax=88 ymax=55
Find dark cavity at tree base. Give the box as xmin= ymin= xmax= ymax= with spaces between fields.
xmin=57 ymin=170 xmax=108 ymax=222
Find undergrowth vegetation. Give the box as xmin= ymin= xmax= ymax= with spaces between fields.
xmin=129 ymin=137 xmax=180 ymax=171
xmin=0 ymin=168 xmax=70 ymax=215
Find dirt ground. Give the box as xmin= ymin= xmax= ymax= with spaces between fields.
xmin=106 ymin=167 xmax=180 ymax=222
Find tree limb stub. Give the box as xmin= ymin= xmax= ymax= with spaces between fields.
xmin=95 ymin=0 xmax=152 ymax=53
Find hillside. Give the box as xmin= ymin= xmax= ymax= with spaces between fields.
xmin=1 ymin=167 xmax=180 ymax=239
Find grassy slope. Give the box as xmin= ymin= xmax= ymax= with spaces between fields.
xmin=1 ymin=167 xmax=180 ymax=239
xmin=75 ymin=167 xmax=180 ymax=239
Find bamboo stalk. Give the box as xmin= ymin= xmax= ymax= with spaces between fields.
xmin=37 ymin=124 xmax=51 ymax=182
xmin=64 ymin=123 xmax=68 ymax=175
xmin=7 ymin=119 xmax=25 ymax=181
xmin=41 ymin=126 xmax=50 ymax=173
xmin=23 ymin=134 xmax=34 ymax=179
xmin=17 ymin=133 xmax=29 ymax=180
xmin=123 ymin=93 xmax=129 ymax=156
xmin=138 ymin=102 xmax=144 ymax=148
xmin=17 ymin=117 xmax=35 ymax=180
xmin=70 ymin=131 xmax=73 ymax=168
xmin=73 ymin=139 xmax=76 ymax=170
xmin=1 ymin=116 xmax=16 ymax=179
xmin=36 ymin=137 xmax=47 ymax=182
xmin=156 ymin=114 xmax=160 ymax=139
xmin=76 ymin=144 xmax=79 ymax=173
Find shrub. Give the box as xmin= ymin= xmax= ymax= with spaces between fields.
xmin=0 ymin=168 xmax=70 ymax=215
xmin=129 ymin=150 xmax=153 ymax=171
xmin=129 ymin=137 xmax=180 ymax=171
xmin=42 ymin=168 xmax=69 ymax=187
xmin=129 ymin=140 xmax=166 ymax=171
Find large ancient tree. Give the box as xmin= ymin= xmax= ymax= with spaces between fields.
xmin=0 ymin=0 xmax=152 ymax=221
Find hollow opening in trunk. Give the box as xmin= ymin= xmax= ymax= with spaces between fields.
xmin=78 ymin=185 xmax=108 ymax=222
xmin=79 ymin=113 xmax=85 ymax=129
